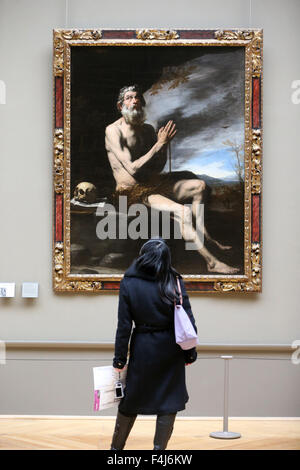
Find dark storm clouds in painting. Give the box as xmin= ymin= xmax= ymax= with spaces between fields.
xmin=145 ymin=49 xmax=245 ymax=180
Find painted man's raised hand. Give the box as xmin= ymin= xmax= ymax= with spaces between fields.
xmin=157 ymin=120 xmax=177 ymax=145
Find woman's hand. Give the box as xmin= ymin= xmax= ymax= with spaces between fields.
xmin=184 ymin=347 xmax=197 ymax=366
xmin=114 ymin=365 xmax=127 ymax=373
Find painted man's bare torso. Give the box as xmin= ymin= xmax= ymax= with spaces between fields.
xmin=105 ymin=117 xmax=157 ymax=191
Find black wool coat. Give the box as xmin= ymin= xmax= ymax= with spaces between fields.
xmin=112 ymin=259 xmax=198 ymax=415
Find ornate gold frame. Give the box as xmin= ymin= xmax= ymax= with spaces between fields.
xmin=53 ymin=28 xmax=263 ymax=293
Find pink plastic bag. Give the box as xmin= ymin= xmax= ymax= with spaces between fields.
xmin=174 ymin=277 xmax=199 ymax=350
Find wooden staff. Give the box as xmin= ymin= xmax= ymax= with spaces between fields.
xmin=168 ymin=141 xmax=172 ymax=173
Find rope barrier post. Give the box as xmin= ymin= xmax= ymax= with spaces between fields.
xmin=210 ymin=355 xmax=241 ymax=439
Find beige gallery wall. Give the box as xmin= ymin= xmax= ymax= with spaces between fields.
xmin=0 ymin=0 xmax=299 ymax=416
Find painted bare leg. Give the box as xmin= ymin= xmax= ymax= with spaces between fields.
xmin=146 ymin=194 xmax=239 ymax=274
xmin=176 ymin=204 xmax=239 ymax=274
xmin=191 ymin=198 xmax=232 ymax=251
xmin=174 ymin=179 xmax=232 ymax=251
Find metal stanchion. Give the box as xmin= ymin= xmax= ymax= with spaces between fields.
xmin=210 ymin=355 xmax=241 ymax=439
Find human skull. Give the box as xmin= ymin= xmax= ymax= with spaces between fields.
xmin=74 ymin=182 xmax=97 ymax=203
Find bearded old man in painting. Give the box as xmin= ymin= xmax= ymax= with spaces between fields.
xmin=105 ymin=85 xmax=239 ymax=274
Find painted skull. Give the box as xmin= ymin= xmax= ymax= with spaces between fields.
xmin=74 ymin=182 xmax=97 ymax=203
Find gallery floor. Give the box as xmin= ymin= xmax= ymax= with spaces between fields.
xmin=0 ymin=417 xmax=299 ymax=450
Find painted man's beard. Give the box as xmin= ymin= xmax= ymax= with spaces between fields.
xmin=121 ymin=104 xmax=145 ymax=126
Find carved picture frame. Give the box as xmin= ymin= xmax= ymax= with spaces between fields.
xmin=53 ymin=28 xmax=263 ymax=293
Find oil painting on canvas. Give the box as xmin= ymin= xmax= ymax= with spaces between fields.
xmin=70 ymin=46 xmax=244 ymax=275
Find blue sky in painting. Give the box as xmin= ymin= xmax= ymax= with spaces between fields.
xmin=183 ymin=148 xmax=240 ymax=180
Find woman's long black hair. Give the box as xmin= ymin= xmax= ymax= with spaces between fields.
xmin=134 ymin=238 xmax=182 ymax=305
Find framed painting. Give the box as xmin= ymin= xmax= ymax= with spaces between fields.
xmin=53 ymin=28 xmax=263 ymax=293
